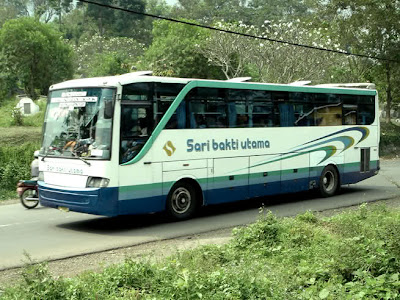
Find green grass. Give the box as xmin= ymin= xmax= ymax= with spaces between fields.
xmin=0 ymin=127 xmax=42 ymax=200
xmin=2 ymin=205 xmax=400 ymax=299
xmin=0 ymin=97 xmax=44 ymax=200
xmin=0 ymin=97 xmax=46 ymax=128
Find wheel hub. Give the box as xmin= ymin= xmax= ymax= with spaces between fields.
xmin=172 ymin=187 xmax=191 ymax=214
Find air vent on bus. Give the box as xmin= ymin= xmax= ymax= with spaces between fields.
xmin=288 ymin=81 xmax=312 ymax=86
xmin=129 ymin=71 xmax=153 ymax=76
xmin=226 ymin=77 xmax=252 ymax=82
xmin=315 ymin=83 xmax=376 ymax=89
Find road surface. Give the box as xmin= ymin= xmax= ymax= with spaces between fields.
xmin=1 ymin=159 xmax=399 ymax=270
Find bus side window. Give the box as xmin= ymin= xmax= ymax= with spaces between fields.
xmin=313 ymin=93 xmax=342 ymax=126
xmin=154 ymin=83 xmax=186 ymax=129
xmin=122 ymin=82 xmax=152 ymax=101
xmin=227 ymin=89 xmax=250 ymax=128
xmin=358 ymin=96 xmax=375 ymax=125
xmin=187 ymin=88 xmax=227 ymax=129
xmin=189 ymin=100 xmax=206 ymax=128
xmin=250 ymin=92 xmax=273 ymax=127
xmin=342 ymin=94 xmax=358 ymax=125
xmin=278 ymin=103 xmax=295 ymax=127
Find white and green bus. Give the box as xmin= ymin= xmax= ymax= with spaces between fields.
xmin=38 ymin=72 xmax=379 ymax=219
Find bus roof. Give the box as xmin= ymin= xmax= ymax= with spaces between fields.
xmin=49 ymin=72 xmax=377 ymax=96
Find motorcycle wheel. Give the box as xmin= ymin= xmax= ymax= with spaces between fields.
xmin=20 ymin=188 xmax=39 ymax=209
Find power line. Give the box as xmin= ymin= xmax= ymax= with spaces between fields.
xmin=78 ymin=0 xmax=398 ymax=63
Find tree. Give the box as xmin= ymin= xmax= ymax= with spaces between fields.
xmin=314 ymin=0 xmax=400 ymax=122
xmin=246 ymin=0 xmax=312 ymax=26
xmin=0 ymin=18 xmax=74 ymax=99
xmin=138 ymin=20 xmax=224 ymax=79
xmin=31 ymin=0 xmax=74 ymax=23
xmin=199 ymin=21 xmax=346 ymax=83
xmin=173 ymin=0 xmax=249 ymax=24
xmin=0 ymin=0 xmax=29 ymax=27
xmin=73 ymin=34 xmax=145 ymax=77
xmin=79 ymin=0 xmax=148 ymax=42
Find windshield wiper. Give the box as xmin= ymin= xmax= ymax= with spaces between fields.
xmin=72 ymin=150 xmax=91 ymax=166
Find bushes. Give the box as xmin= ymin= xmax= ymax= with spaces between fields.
xmin=0 ymin=143 xmax=39 ymax=200
xmin=3 ymin=205 xmax=400 ymax=299
xmin=380 ymin=122 xmax=400 ymax=157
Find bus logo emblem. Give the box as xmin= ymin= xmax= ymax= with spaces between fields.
xmin=163 ymin=141 xmax=176 ymax=156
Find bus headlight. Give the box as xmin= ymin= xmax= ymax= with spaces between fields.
xmin=38 ymin=171 xmax=44 ymax=181
xmin=86 ymin=177 xmax=110 ymax=188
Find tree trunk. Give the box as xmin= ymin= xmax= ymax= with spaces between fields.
xmin=385 ymin=63 xmax=392 ymax=123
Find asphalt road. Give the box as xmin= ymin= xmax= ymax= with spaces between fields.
xmin=1 ymin=159 xmax=399 ymax=270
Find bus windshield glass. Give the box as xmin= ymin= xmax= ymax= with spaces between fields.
xmin=40 ymin=88 xmax=115 ymax=160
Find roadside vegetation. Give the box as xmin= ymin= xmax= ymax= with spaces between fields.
xmin=2 ymin=204 xmax=400 ymax=299
xmin=380 ymin=122 xmax=400 ymax=158
xmin=0 ymin=97 xmax=43 ymax=200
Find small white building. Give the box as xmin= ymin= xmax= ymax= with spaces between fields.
xmin=15 ymin=97 xmax=40 ymax=115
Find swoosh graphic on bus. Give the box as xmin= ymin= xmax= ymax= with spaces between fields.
xmin=300 ymin=127 xmax=369 ymax=147
xmin=249 ymin=145 xmax=338 ymax=170
xmin=244 ymin=135 xmax=353 ymax=172
xmin=294 ymin=136 xmax=355 ymax=154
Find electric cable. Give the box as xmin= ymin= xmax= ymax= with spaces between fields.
xmin=78 ymin=0 xmax=399 ymax=63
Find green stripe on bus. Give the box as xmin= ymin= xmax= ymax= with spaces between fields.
xmin=119 ymin=160 xmax=378 ymax=193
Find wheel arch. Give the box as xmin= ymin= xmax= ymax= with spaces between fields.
xmin=165 ymin=177 xmax=205 ymax=209
xmin=320 ymin=162 xmax=341 ymax=187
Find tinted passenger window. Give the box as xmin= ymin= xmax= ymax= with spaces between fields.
xmin=358 ymin=96 xmax=375 ymax=125
xmin=249 ymin=90 xmax=277 ymax=127
xmin=187 ymin=88 xmax=227 ymax=128
xmin=122 ymin=83 xmax=152 ymax=101
xmin=227 ymin=90 xmax=250 ymax=128
xmin=313 ymin=94 xmax=342 ymax=126
xmin=154 ymin=83 xmax=185 ymax=129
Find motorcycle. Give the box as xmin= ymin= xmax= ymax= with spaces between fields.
xmin=17 ymin=179 xmax=39 ymax=209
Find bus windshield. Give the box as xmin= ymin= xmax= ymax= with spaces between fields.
xmin=40 ymin=87 xmax=115 ymax=160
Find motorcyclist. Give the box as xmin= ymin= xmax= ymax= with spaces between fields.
xmin=31 ymin=150 xmax=39 ymax=179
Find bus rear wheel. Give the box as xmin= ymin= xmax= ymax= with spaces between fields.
xmin=166 ymin=182 xmax=198 ymax=220
xmin=319 ymin=165 xmax=339 ymax=197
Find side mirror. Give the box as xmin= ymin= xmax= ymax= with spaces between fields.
xmin=104 ymin=100 xmax=113 ymax=119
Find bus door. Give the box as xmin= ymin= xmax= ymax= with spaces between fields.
xmin=209 ymin=157 xmax=249 ymax=204
xmin=249 ymin=155 xmax=281 ymax=198
xmin=280 ymin=152 xmax=310 ymax=194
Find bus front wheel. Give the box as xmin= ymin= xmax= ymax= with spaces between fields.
xmin=166 ymin=182 xmax=198 ymax=220
xmin=319 ymin=165 xmax=339 ymax=197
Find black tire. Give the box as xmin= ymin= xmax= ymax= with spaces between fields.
xmin=166 ymin=181 xmax=198 ymax=220
xmin=319 ymin=165 xmax=340 ymax=197
xmin=20 ymin=188 xmax=39 ymax=209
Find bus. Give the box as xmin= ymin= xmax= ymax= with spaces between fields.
xmin=38 ymin=72 xmax=379 ymax=220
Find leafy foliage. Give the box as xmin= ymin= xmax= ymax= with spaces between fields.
xmin=72 ymin=34 xmax=145 ymax=78
xmin=139 ymin=20 xmax=224 ymax=79
xmin=0 ymin=18 xmax=73 ymax=99
xmin=200 ymin=20 xmax=347 ymax=82
xmin=3 ymin=205 xmax=400 ymax=299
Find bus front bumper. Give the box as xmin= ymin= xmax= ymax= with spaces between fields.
xmin=38 ymin=182 xmax=118 ymax=216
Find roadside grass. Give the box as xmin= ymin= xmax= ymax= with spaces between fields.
xmin=0 ymin=142 xmax=40 ymax=200
xmin=2 ymin=204 xmax=400 ymax=299
xmin=0 ymin=97 xmax=46 ymax=128
xmin=0 ymin=97 xmax=44 ymax=200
